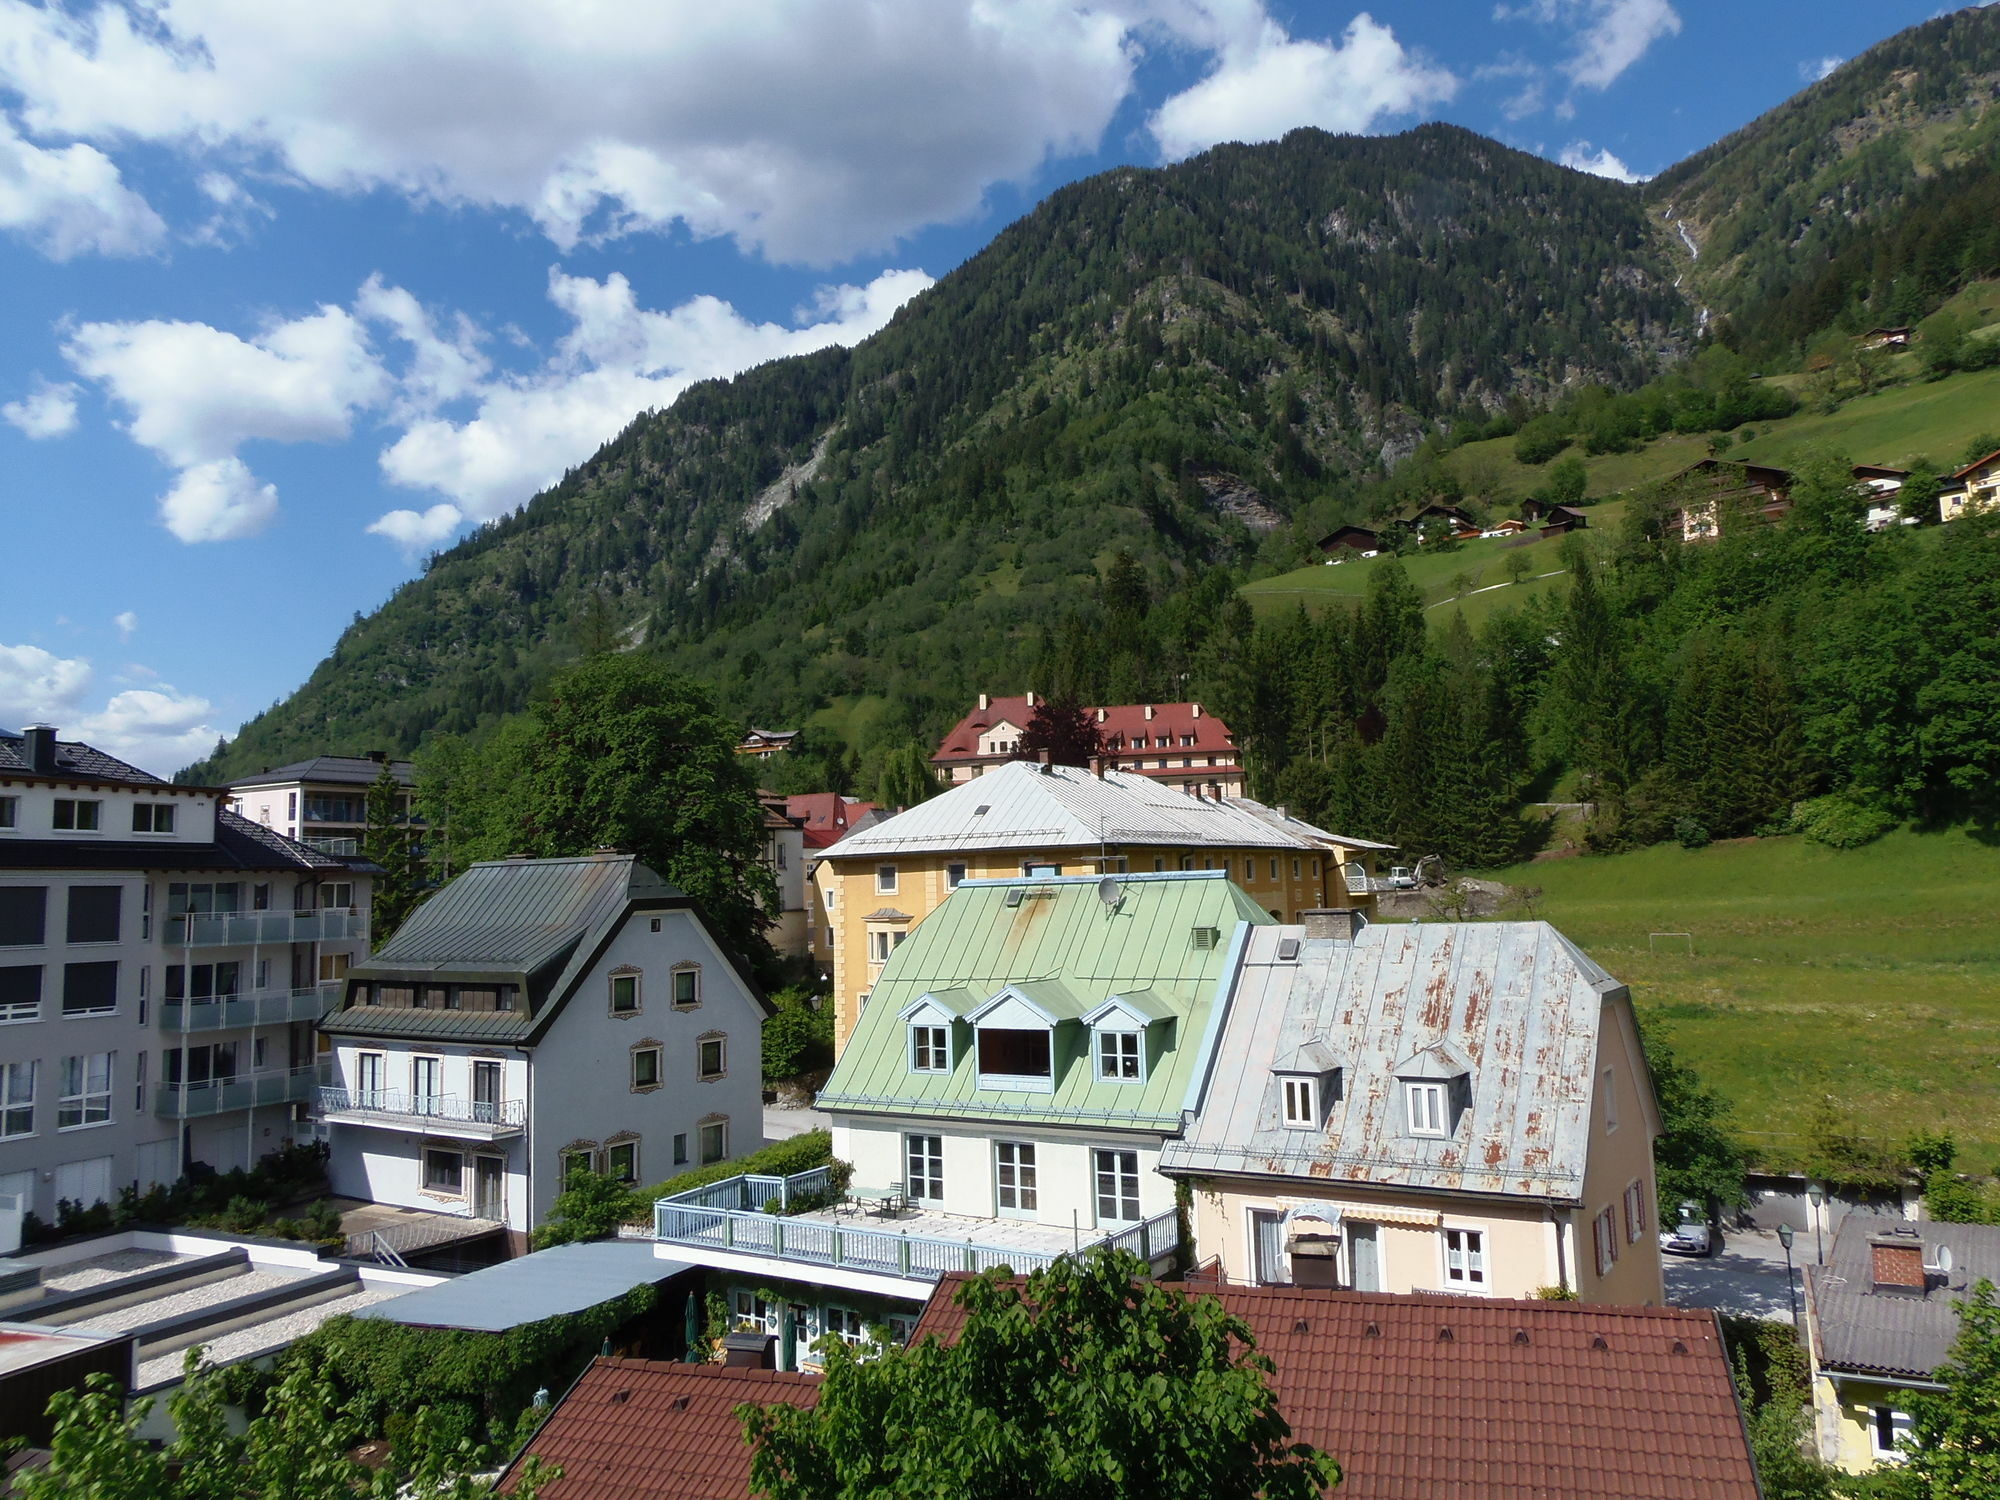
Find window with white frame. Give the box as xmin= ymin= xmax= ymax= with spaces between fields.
xmin=0 ymin=965 xmax=40 ymax=1023
xmin=52 ymin=799 xmax=101 ymax=832
xmin=824 ymin=1306 xmax=866 ymax=1345
xmin=1623 ymin=1181 xmax=1647 ymax=1243
xmin=610 ymin=971 xmax=641 ymax=1015
xmin=1442 ymin=1228 xmax=1487 ymax=1288
xmin=909 ymin=1024 xmax=949 ymax=1073
xmin=631 ymin=1046 xmax=662 ymax=1090
xmin=1405 ymin=1081 xmax=1448 ymax=1137
xmin=905 ymin=1133 xmax=944 ymax=1203
xmin=699 ymin=1118 xmax=728 ymax=1164
xmin=1593 ymin=1207 xmax=1619 ymax=1277
xmin=875 ymin=865 xmax=898 ymax=894
xmin=1871 ymin=1406 xmax=1913 ymax=1459
xmin=697 ymin=1034 xmax=726 ymax=1080
xmin=131 ymin=803 xmax=176 ymax=834
xmin=57 ymin=1053 xmax=112 ymax=1129
xmin=1281 ymin=1077 xmax=1319 ymax=1128
xmin=1094 ymin=1148 xmax=1141 ymax=1224
xmin=0 ymin=1060 xmax=34 ymax=1137
xmin=995 ymin=1141 xmax=1037 ymax=1213
xmin=422 ymin=1147 xmax=463 ymax=1195
xmin=672 ymin=966 xmax=700 ymax=1008
xmin=1097 ymin=1030 xmax=1142 ymax=1081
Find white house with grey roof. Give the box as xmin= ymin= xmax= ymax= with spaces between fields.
xmin=0 ymin=725 xmax=374 ymax=1233
xmin=226 ymin=753 xmax=418 ymax=860
xmin=318 ymin=852 xmax=766 ymax=1249
xmin=1161 ymin=912 xmax=1664 ymax=1306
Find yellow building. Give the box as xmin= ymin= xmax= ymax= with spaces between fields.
xmin=1162 ymin=913 xmax=1666 ymax=1306
xmin=812 ymin=760 xmax=1391 ymax=1053
xmin=1805 ymin=1217 xmax=1996 ymax=1472
xmin=1939 ymin=447 xmax=2000 ymax=522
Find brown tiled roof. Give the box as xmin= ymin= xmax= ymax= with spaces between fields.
xmin=914 ymin=1279 xmax=1757 ymax=1500
xmin=931 ymin=696 xmax=1236 ymax=764
xmin=501 ymin=1358 xmax=818 ymax=1500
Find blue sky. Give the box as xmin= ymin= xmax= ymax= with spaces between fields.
xmin=0 ymin=0 xmax=1964 ymax=772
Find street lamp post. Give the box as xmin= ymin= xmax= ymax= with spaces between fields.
xmin=1777 ymin=1222 xmax=1800 ymax=1325
xmin=1807 ymin=1183 xmax=1826 ymax=1265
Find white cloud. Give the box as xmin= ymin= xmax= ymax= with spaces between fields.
xmin=0 ymin=640 xmax=220 ymax=774
xmin=158 ymin=456 xmax=279 ymax=543
xmin=1 ymin=376 xmax=79 ymax=438
xmin=0 ymin=0 xmax=1146 ymax=264
xmin=1496 ymin=0 xmax=1679 ymax=93
xmin=0 ymin=642 xmax=93 ymax=720
xmin=371 ymin=264 xmax=933 ymax=540
xmin=1150 ymin=12 xmax=1455 ymax=160
xmin=113 ymin=610 xmax=137 ymax=641
xmin=0 ymin=111 xmax=164 ymax=258
xmin=1559 ymin=140 xmax=1643 ymax=182
xmin=1802 ymin=55 xmax=1843 ymax=82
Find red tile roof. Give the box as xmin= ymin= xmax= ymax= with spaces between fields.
xmin=782 ymin=793 xmax=878 ymax=849
xmin=914 ymin=1280 xmax=1757 ymax=1500
xmin=932 ymin=697 xmax=1237 ymax=764
xmin=502 ymin=1358 xmax=818 ymax=1500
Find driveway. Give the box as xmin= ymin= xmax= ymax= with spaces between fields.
xmin=763 ymin=1103 xmax=829 ymax=1145
xmin=1663 ymin=1226 xmax=1811 ymax=1324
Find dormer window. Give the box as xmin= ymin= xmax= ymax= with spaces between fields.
xmin=910 ymin=1024 xmax=949 ymax=1073
xmin=1271 ymin=1040 xmax=1339 ymax=1129
xmin=1097 ymin=1030 xmax=1141 ymax=1081
xmin=1282 ymin=1077 xmax=1319 ymax=1127
xmin=1406 ymin=1081 xmax=1449 ymax=1137
xmin=1395 ymin=1044 xmax=1470 ymax=1138
xmin=965 ymin=982 xmax=1077 ymax=1093
xmin=978 ymin=1029 xmax=1051 ymax=1082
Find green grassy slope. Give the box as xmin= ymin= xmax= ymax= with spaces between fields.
xmin=1732 ymin=366 xmax=2000 ymax=471
xmin=1479 ymin=831 xmax=2000 ymax=1161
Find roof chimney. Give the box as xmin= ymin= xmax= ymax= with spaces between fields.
xmin=1144 ymin=704 xmax=1155 ymax=720
xmin=1191 ymin=703 xmax=1203 ymax=718
xmin=1026 ymin=690 xmax=1038 ymax=708
xmin=366 ymin=749 xmax=388 ymax=763
xmin=1090 ymin=754 xmax=1110 ymax=779
xmin=978 ymin=693 xmax=990 ymax=711
xmin=1869 ymin=1227 xmax=1928 ymax=1295
xmin=22 ymin=724 xmax=56 ymax=774
xmin=1095 ymin=707 xmax=1106 ymax=723
xmin=1300 ymin=909 xmax=1366 ymax=943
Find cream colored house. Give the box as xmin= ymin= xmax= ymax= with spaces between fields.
xmin=1938 ymin=448 xmax=2000 ymax=523
xmin=1161 ymin=911 xmax=1664 ymax=1306
xmin=810 ymin=761 xmax=1392 ymax=1053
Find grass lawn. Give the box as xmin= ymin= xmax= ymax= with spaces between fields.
xmin=1477 ymin=830 xmax=2000 ymax=1164
xmin=1732 ymin=365 xmax=2000 ymax=471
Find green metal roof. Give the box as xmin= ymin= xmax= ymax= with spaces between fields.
xmin=817 ymin=872 xmax=1275 ymax=1131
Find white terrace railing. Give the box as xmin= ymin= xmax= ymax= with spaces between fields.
xmin=316 ymin=1088 xmax=526 ymax=1129
xmin=652 ymin=1165 xmax=1179 ymax=1284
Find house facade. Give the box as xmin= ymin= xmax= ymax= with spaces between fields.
xmin=784 ymin=794 xmax=882 ymax=971
xmin=930 ymin=694 xmax=1245 ymax=795
xmin=1938 ymin=448 xmax=2000 ymax=523
xmin=226 ymin=753 xmax=417 ymax=860
xmin=1804 ymin=1215 xmax=2000 ymax=1472
xmin=1 ymin=726 xmax=374 ymax=1224
xmin=1161 ymin=912 xmax=1664 ymax=1306
xmin=1667 ymin=458 xmax=1795 ymax=542
xmin=318 ymin=853 xmax=765 ymax=1248
xmin=757 ymin=797 xmax=810 ymax=958
xmin=811 ymin=761 xmax=1392 ymax=1052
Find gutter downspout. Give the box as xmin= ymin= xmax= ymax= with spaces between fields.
xmin=1548 ymin=1205 xmax=1572 ymax=1295
xmin=518 ymin=1043 xmax=534 ymax=1245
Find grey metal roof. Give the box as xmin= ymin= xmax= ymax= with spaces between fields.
xmin=319 ymin=1007 xmax=532 ymax=1044
xmin=357 ymin=1241 xmax=692 ymax=1332
xmin=226 ymin=755 xmax=416 ymax=789
xmin=0 ymin=730 xmax=170 ymax=786
xmin=827 ymin=760 xmax=1369 ymax=859
xmin=1160 ymin=921 xmax=1633 ymax=1201
xmin=1807 ymin=1215 xmax=2000 ymax=1380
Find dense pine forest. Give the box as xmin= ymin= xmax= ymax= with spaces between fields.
xmin=183 ymin=7 xmax=2000 ymax=867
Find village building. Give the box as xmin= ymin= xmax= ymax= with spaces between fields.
xmin=226 ymin=753 xmax=417 ymax=860
xmin=645 ymin=870 xmax=1260 ymax=1356
xmin=318 ymin=852 xmax=765 ymax=1251
xmin=1161 ymin=910 xmax=1663 ymax=1306
xmin=929 ymin=693 xmax=1244 ymax=794
xmin=755 ymin=796 xmax=810 ymax=957
xmin=810 ymin=760 xmax=1391 ymax=1050
xmin=1408 ymin=502 xmax=1482 ymax=539
xmin=1937 ymin=447 xmax=2000 ymax=523
xmin=734 ymin=729 xmax=798 ymax=759
xmin=1853 ymin=464 xmax=1913 ymax=531
xmin=1538 ymin=502 xmax=1590 ymax=536
xmin=1803 ymin=1214 xmax=2000 ymax=1472
xmin=1315 ymin=524 xmax=1380 ymax=556
xmin=1858 ymin=326 xmax=1914 ymax=351
xmin=0 ymin=727 xmax=375 ymax=1223
xmin=783 ymin=793 xmax=882 ymax=971
xmin=1667 ymin=458 xmax=1795 ymax=542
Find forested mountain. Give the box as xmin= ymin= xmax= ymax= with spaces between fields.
xmin=190 ymin=124 xmax=1688 ymax=780
xmin=187 ymin=6 xmax=2000 ymax=792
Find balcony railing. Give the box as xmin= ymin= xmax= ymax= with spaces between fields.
xmin=155 ymin=1065 xmax=317 ymax=1120
xmin=164 ymin=908 xmax=367 ymax=947
xmin=652 ymin=1166 xmax=1180 ymax=1284
xmin=303 ymin=836 xmax=360 ymax=856
xmin=159 ymin=984 xmax=340 ymax=1033
xmin=317 ymin=1088 xmax=526 ymax=1130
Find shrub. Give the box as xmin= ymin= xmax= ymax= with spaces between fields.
xmin=1513 ymin=415 xmax=1570 ymax=465
xmin=1674 ymin=816 xmax=1711 ymax=849
xmin=763 ymin=994 xmax=835 ymax=1082
xmin=1789 ymin=793 xmax=1895 ymax=849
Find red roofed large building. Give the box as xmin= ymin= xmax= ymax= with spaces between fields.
xmin=914 ymin=1278 xmax=1760 ymax=1500
xmin=930 ymin=693 xmax=1244 ymax=795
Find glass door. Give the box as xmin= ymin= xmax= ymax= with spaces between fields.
xmin=471 ymin=1060 xmax=501 ymax=1122
xmin=1249 ymin=1209 xmax=1287 ymax=1285
xmin=473 ymin=1155 xmax=504 ymax=1220
xmin=411 ymin=1056 xmax=441 ymax=1115
xmin=1347 ymin=1223 xmax=1380 ymax=1292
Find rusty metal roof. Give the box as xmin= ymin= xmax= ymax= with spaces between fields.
xmin=1160 ymin=921 xmax=1638 ymax=1202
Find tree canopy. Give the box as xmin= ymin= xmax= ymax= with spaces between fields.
xmin=739 ymin=1250 xmax=1340 ymax=1500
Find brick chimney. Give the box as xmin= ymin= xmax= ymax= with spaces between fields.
xmin=1300 ymin=909 xmax=1366 ymax=942
xmin=1090 ymin=754 xmax=1110 ymax=779
xmin=978 ymin=693 xmax=990 ymax=711
xmin=22 ymin=724 xmax=56 ymax=774
xmin=1869 ymin=1227 xmax=1928 ymax=1295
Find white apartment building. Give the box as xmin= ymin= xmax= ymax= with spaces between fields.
xmin=226 ymin=753 xmax=417 ymax=859
xmin=0 ymin=726 xmax=374 ymax=1225
xmin=318 ymin=852 xmax=767 ymax=1250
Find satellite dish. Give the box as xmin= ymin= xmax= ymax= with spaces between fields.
xmin=1097 ymin=876 xmax=1124 ymax=908
xmin=1936 ymin=1245 xmax=1955 ymax=1275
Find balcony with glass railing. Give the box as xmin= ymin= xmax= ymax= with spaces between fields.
xmin=164 ymin=908 xmax=367 ymax=947
xmin=316 ymin=1088 xmax=525 ymax=1141
xmin=303 ymin=836 xmax=361 ymax=857
xmin=159 ymin=983 xmax=341 ymax=1033
xmin=651 ymin=1166 xmax=1179 ymax=1289
xmin=155 ymin=1064 xmax=318 ymax=1119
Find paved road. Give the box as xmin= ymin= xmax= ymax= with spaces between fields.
xmin=764 ymin=1103 xmax=830 ymax=1144
xmin=1664 ymin=1226 xmax=1811 ymax=1324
